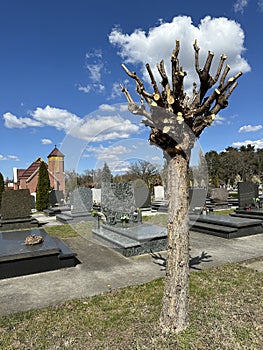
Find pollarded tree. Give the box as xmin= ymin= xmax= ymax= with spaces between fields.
xmin=36 ymin=161 xmax=51 ymax=211
xmin=120 ymin=39 xmax=242 ymax=334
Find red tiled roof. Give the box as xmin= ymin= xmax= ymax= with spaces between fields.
xmin=18 ymin=157 xmax=47 ymax=180
xmin=48 ymin=146 xmax=64 ymax=158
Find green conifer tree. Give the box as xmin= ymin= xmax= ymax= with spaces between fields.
xmin=101 ymin=162 xmax=112 ymax=184
xmin=0 ymin=172 xmax=4 ymax=209
xmin=36 ymin=161 xmax=50 ymax=211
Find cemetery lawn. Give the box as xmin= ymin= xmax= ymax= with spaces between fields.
xmin=213 ymin=208 xmax=236 ymax=215
xmin=0 ymin=262 xmax=262 ymax=349
xmin=44 ymin=221 xmax=94 ymax=238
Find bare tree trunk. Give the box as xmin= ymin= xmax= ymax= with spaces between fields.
xmin=159 ymin=154 xmax=190 ymax=334
xmin=121 ymin=39 xmax=242 ymax=335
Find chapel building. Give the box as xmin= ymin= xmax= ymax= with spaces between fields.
xmin=13 ymin=146 xmax=65 ymax=195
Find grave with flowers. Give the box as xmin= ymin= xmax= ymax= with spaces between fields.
xmin=92 ymin=182 xmax=167 ymax=256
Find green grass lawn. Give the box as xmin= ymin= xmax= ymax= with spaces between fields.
xmin=212 ymin=208 xmax=236 ymax=215
xmin=0 ymin=263 xmax=262 ymax=349
xmin=44 ymin=221 xmax=94 ymax=239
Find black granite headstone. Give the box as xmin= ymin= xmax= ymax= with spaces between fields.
xmin=189 ymin=188 xmax=207 ymax=212
xmin=238 ymin=182 xmax=259 ymax=208
xmin=49 ymin=190 xmax=64 ymax=207
xmin=1 ymin=189 xmax=32 ymax=220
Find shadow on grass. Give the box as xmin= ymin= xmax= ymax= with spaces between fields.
xmin=150 ymin=250 xmax=213 ymax=270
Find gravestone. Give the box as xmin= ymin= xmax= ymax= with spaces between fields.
xmin=92 ymin=188 xmax=101 ymax=205
xmin=71 ymin=187 xmax=93 ymax=213
xmin=238 ymin=182 xmax=259 ymax=209
xmin=210 ymin=188 xmax=228 ymax=203
xmin=93 ymin=181 xmax=168 ymax=256
xmin=56 ymin=187 xmax=93 ymax=223
xmin=207 ymin=187 xmax=229 ymax=209
xmin=151 ymin=185 xmax=168 ymax=212
xmin=49 ymin=190 xmax=64 ymax=207
xmin=101 ymin=182 xmax=136 ymax=218
xmin=0 ymin=189 xmax=38 ymax=230
xmin=154 ymin=185 xmax=164 ymax=200
xmin=1 ymin=189 xmax=31 ymax=219
xmin=133 ymin=180 xmax=151 ymax=209
xmin=189 ymin=187 xmax=207 ymax=213
xmin=231 ymin=182 xmax=263 ymax=220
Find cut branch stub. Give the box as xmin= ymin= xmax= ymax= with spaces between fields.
xmin=120 ymin=39 xmax=242 ymax=158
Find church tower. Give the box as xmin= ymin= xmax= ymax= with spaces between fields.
xmin=47 ymin=146 xmax=65 ymax=194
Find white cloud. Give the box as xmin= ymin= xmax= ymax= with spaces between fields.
xmin=109 ymin=82 xmax=123 ymax=99
xmin=98 ymin=104 xmax=117 ymax=112
xmin=233 ymin=0 xmax=249 ymax=14
xmin=3 ymin=112 xmax=43 ymax=128
xmin=85 ymin=49 xmax=102 ymax=60
xmin=85 ymin=50 xmax=104 ymax=83
xmin=3 ymin=107 xmax=81 ymax=131
xmin=86 ymin=63 xmax=103 ymax=83
xmin=258 ymin=0 xmax=263 ymax=11
xmin=0 ymin=154 xmax=7 ymax=161
xmin=238 ymin=124 xmax=262 ymax=133
xmin=87 ymin=144 xmax=128 ymax=160
xmin=3 ymin=104 xmax=140 ymax=143
xmin=31 ymin=105 xmax=82 ymax=132
xmin=109 ymin=16 xmax=250 ymax=94
xmin=86 ymin=144 xmax=130 ymax=173
xmin=0 ymin=154 xmax=19 ymax=161
xmin=77 ymin=83 xmax=105 ymax=94
xmin=152 ymin=156 xmax=161 ymax=161
xmin=77 ymin=84 xmax=91 ymax=93
xmin=70 ymin=115 xmax=139 ymax=142
xmin=7 ymin=155 xmax=19 ymax=161
xmin=119 ymin=104 xmax=128 ymax=112
xmin=77 ymin=49 xmax=107 ymax=95
xmin=214 ymin=115 xmax=225 ymax=125
xmin=232 ymin=138 xmax=263 ymax=149
xmin=41 ymin=138 xmax=53 ymax=145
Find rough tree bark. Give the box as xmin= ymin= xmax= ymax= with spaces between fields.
xmin=120 ymin=39 xmax=242 ymax=334
xmin=159 ymin=154 xmax=190 ymax=333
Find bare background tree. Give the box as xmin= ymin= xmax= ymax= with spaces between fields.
xmin=121 ymin=39 xmax=242 ymax=334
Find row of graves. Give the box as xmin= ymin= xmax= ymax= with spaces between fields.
xmin=51 ymin=184 xmax=151 ymax=225
xmin=189 ymin=182 xmax=263 ymax=239
xmin=0 ymin=189 xmax=79 ymax=279
xmin=49 ymin=181 xmax=263 ymax=246
xmin=152 ymin=185 xmax=239 ymax=214
xmin=49 ymin=183 xmax=164 ymax=257
xmin=1 ymin=181 xmax=262 ymax=279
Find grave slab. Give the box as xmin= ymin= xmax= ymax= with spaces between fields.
xmin=92 ymin=223 xmax=167 ymax=257
xmin=231 ymin=208 xmax=263 ymax=220
xmin=0 ymin=228 xmax=79 ymax=279
xmin=190 ymin=214 xmax=263 ymax=239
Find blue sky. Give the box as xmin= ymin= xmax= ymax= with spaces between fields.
xmin=0 ymin=0 xmax=263 ymax=180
